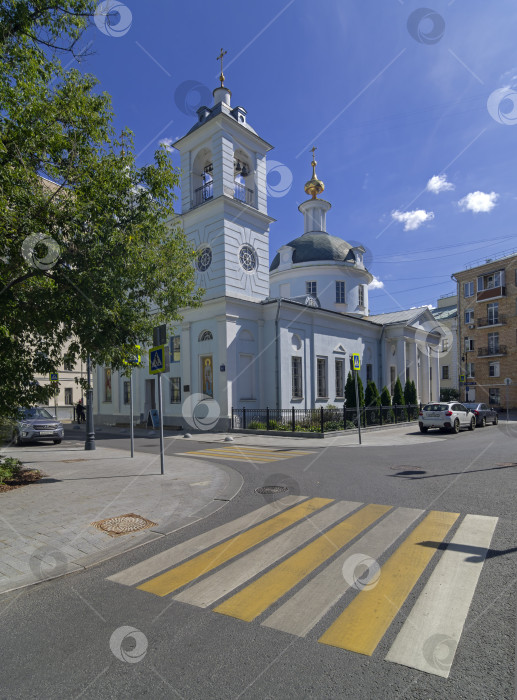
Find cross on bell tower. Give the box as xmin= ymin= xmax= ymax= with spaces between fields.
xmin=217 ymin=48 xmax=227 ymax=87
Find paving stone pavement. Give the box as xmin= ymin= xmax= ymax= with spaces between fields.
xmin=0 ymin=444 xmax=242 ymax=594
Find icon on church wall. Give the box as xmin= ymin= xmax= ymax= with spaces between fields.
xmin=94 ymin=1 xmax=132 ymax=37
xmin=104 ymin=368 xmax=112 ymax=402
xmin=201 ymin=355 xmax=213 ymax=398
xmin=265 ymin=160 xmax=293 ymax=198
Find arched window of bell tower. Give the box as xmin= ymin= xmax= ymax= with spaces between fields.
xmin=234 ymin=147 xmax=254 ymax=206
xmin=192 ymin=147 xmax=213 ymax=207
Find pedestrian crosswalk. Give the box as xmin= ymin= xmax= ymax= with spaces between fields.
xmin=107 ymin=496 xmax=497 ymax=678
xmin=180 ymin=446 xmax=314 ymax=462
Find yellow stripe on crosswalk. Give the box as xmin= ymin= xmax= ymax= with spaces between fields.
xmin=213 ymin=503 xmax=392 ymax=622
xmin=137 ymin=497 xmax=333 ymax=597
xmin=318 ymin=509 xmax=459 ymax=656
xmin=185 ymin=451 xmax=281 ymax=462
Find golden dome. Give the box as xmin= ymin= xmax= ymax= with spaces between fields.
xmin=304 ymin=147 xmax=325 ymax=199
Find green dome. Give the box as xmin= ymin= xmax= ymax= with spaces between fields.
xmin=270 ymin=233 xmax=356 ymax=271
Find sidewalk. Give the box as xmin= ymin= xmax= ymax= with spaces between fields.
xmin=0 ymin=443 xmax=242 ymax=595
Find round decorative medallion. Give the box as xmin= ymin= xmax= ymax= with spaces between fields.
xmin=196 ymin=247 xmax=212 ymax=272
xmin=239 ymin=244 xmax=257 ymax=272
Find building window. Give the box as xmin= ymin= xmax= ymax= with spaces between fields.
xmin=366 ymin=364 xmax=373 ymax=382
xmin=199 ymin=330 xmax=213 ymax=341
xmin=465 ymin=310 xmax=474 ymax=324
xmin=291 ymin=357 xmax=302 ymax=398
xmin=336 ymin=281 xmax=346 ymax=304
xmin=317 ymin=357 xmax=327 ymax=398
xmin=488 ymin=332 xmax=499 ymax=353
xmin=487 ymin=302 xmax=499 ymax=324
xmin=239 ymin=245 xmax=257 ymax=272
xmin=170 ymin=335 xmax=180 ymax=362
xmin=464 ymin=281 xmax=474 ymax=297
xmin=467 ymin=362 xmax=475 ymax=378
xmin=464 ymin=338 xmax=474 ymax=352
xmin=170 ymin=377 xmax=181 ymax=404
xmin=335 ymin=359 xmax=345 ymax=398
xmin=104 ymin=368 xmax=112 ymax=402
xmin=442 ymin=338 xmax=449 ymax=352
xmin=442 ymin=366 xmax=449 ymax=380
xmin=306 ymin=281 xmax=317 ymax=297
xmin=123 ymin=381 xmax=130 ymax=405
xmin=358 ymin=285 xmax=365 ymax=307
xmin=64 ymin=358 xmax=74 ymax=371
xmin=489 ymin=362 xmax=500 ymax=378
xmin=390 ymin=366 xmax=396 ymax=394
xmin=196 ymin=247 xmax=212 ymax=272
xmin=64 ymin=388 xmax=73 ymax=405
xmin=489 ymin=388 xmax=500 ymax=405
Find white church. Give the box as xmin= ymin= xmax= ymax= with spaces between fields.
xmin=95 ymin=72 xmax=443 ymax=431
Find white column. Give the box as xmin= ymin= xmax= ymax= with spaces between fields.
xmin=432 ymin=352 xmax=440 ymax=402
xmin=409 ymin=342 xmax=419 ymax=398
xmin=421 ymin=346 xmax=430 ymax=403
xmin=216 ymin=314 xmax=228 ymax=418
xmin=258 ymin=320 xmax=265 ymax=404
xmin=396 ymin=338 xmax=406 ymax=382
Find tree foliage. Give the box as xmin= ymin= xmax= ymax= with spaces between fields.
xmin=393 ymin=377 xmax=405 ymax=406
xmin=404 ymin=378 xmax=417 ymax=405
xmin=364 ymin=380 xmax=381 ymax=408
xmin=0 ymin=2 xmax=202 ymax=417
xmin=380 ymin=386 xmax=392 ymax=406
xmin=440 ymin=387 xmax=459 ymax=402
xmin=345 ymin=370 xmax=364 ymax=408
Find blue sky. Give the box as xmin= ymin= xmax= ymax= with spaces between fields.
xmin=78 ymin=0 xmax=517 ymax=313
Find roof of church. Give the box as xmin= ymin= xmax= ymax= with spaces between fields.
xmin=430 ymin=304 xmax=457 ymax=321
xmin=270 ymin=232 xmax=356 ymax=271
xmin=368 ymin=306 xmax=434 ymax=325
xmin=185 ymin=102 xmax=258 ymax=137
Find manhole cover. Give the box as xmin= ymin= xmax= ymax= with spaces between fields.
xmin=390 ymin=466 xmax=424 ymax=472
xmin=90 ymin=513 xmax=157 ymax=537
xmin=60 ymin=459 xmax=89 ymax=463
xmin=255 ymin=486 xmax=289 ymax=495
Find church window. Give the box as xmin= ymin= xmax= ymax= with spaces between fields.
xmin=170 ymin=335 xmax=180 ymax=362
xmin=366 ymin=364 xmax=373 ymax=382
xmin=123 ymin=381 xmax=130 ymax=404
xmin=196 ymin=247 xmax=212 ymax=272
xmin=292 ymin=357 xmax=302 ymax=398
xmin=170 ymin=377 xmax=181 ymax=404
xmin=336 ymin=281 xmax=345 ymax=304
xmin=335 ymin=359 xmax=344 ymax=398
xmin=358 ymin=285 xmax=365 ymax=307
xmin=199 ymin=330 xmax=213 ymax=341
xmin=306 ymin=281 xmax=317 ymax=297
xmin=239 ymin=245 xmax=257 ymax=271
xmin=317 ymin=357 xmax=327 ymax=398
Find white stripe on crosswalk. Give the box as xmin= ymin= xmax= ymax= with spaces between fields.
xmin=385 ymin=513 xmax=498 ymax=678
xmin=107 ymin=495 xmax=306 ymax=586
xmin=174 ymin=500 xmax=362 ymax=608
xmin=262 ymin=507 xmax=423 ymax=637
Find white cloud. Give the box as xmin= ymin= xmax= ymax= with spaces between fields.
xmin=391 ymin=209 xmax=435 ymax=231
xmin=368 ymin=276 xmax=384 ymax=290
xmin=426 ymin=174 xmax=454 ymax=194
xmin=458 ymin=191 xmax=499 ymax=213
xmin=159 ymin=137 xmax=174 ymax=152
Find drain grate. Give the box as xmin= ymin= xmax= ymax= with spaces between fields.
xmin=90 ymin=513 xmax=157 ymax=537
xmin=255 ymin=486 xmax=289 ymax=495
xmin=60 ymin=459 xmax=88 ymax=463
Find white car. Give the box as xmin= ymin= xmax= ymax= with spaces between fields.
xmin=418 ymin=402 xmax=476 ymax=434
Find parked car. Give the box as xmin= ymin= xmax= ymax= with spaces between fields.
xmin=12 ymin=407 xmax=64 ymax=445
xmin=463 ymin=402 xmax=499 ymax=427
xmin=419 ymin=402 xmax=476 ymax=434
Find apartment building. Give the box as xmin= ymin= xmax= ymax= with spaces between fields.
xmin=432 ymin=294 xmax=458 ymax=396
xmin=452 ymin=251 xmax=517 ymax=409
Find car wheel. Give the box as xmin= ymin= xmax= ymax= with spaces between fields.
xmin=469 ymin=417 xmax=476 ymax=431
xmin=419 ymin=426 xmax=428 ymax=433
xmin=53 ymin=439 xmax=62 ymax=445
xmin=481 ymin=417 xmax=486 ymax=427
xmin=493 ymin=415 xmax=498 ymax=425
xmin=452 ymin=419 xmax=460 ymax=434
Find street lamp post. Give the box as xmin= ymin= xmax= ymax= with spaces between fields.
xmin=85 ymin=352 xmax=96 ymax=451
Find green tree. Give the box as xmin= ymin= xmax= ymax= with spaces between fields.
xmin=365 ymin=380 xmax=381 ymax=407
xmin=0 ymin=1 xmax=202 ymax=417
xmin=345 ymin=371 xmax=364 ymax=407
xmin=404 ymin=379 xmax=412 ymax=405
xmin=440 ymin=387 xmax=459 ymax=401
xmin=380 ymin=386 xmax=392 ymax=406
xmin=393 ymin=377 xmax=405 ymax=406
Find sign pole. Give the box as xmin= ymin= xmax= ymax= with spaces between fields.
xmin=354 ymin=369 xmax=362 ymax=445
xmin=157 ymin=372 xmax=164 ymax=475
xmin=130 ymin=371 xmax=134 ymax=459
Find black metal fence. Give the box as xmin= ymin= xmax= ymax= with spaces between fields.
xmin=231 ymin=405 xmax=421 ymax=433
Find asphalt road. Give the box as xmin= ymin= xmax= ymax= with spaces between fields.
xmin=1 ymin=423 xmax=516 ymax=699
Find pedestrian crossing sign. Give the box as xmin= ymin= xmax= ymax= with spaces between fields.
xmin=459 ymin=374 xmax=465 ymax=383
xmin=49 ymin=372 xmax=59 ymax=382
xmin=149 ymin=345 xmax=165 ymax=374
xmin=123 ymin=345 xmax=141 ymax=367
xmin=352 ymin=353 xmax=361 ymax=371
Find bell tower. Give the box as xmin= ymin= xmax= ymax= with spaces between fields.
xmin=173 ymin=51 xmax=275 ymax=302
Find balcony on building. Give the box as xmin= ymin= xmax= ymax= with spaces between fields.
xmin=476 ymin=314 xmax=507 ymax=328
xmin=194 ymin=180 xmax=213 ymax=207
xmin=234 ymin=181 xmax=254 ymax=206
xmin=476 ymin=270 xmax=506 ymax=301
xmin=477 ymin=345 xmax=507 ymax=357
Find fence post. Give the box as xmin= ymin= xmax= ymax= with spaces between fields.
xmin=291 ymin=406 xmax=295 ymax=432
xmin=231 ymin=408 xmax=234 ymax=430
xmin=320 ymin=406 xmax=324 ymax=433
xmin=266 ymin=406 xmax=270 ymax=431
xmin=243 ymin=406 xmax=247 ymax=430
xmin=343 ymin=403 xmax=346 ymax=430
xmin=394 ymin=405 xmax=397 ymax=423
